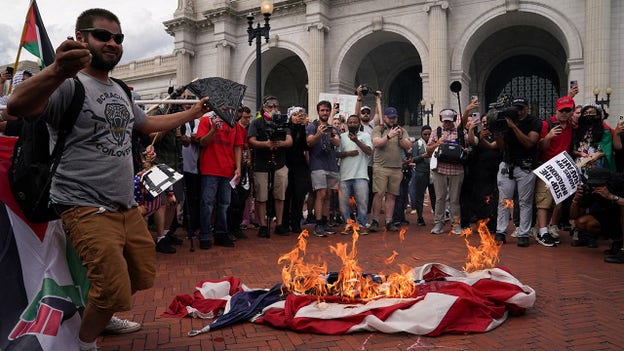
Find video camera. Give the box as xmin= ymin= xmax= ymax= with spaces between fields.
xmin=580 ymin=168 xmax=624 ymax=204
xmin=486 ymin=95 xmax=518 ymax=133
xmin=265 ymin=113 xmax=289 ymax=141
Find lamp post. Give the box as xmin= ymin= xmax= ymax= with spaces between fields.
xmin=593 ymin=87 xmax=613 ymax=110
xmin=420 ymin=99 xmax=435 ymax=126
xmin=247 ymin=0 xmax=274 ymax=112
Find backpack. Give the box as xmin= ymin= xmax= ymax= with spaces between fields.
xmin=434 ymin=126 xmax=466 ymax=164
xmin=9 ymin=77 xmax=132 ymax=223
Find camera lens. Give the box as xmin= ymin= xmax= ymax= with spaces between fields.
xmin=361 ymin=84 xmax=369 ymax=96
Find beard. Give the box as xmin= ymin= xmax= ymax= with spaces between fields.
xmin=361 ymin=115 xmax=371 ymax=123
xmin=89 ymin=46 xmax=122 ymax=72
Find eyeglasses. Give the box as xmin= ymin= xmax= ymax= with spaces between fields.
xmin=80 ymin=28 xmax=124 ymax=44
xmin=361 ymin=111 xmax=371 ymax=115
xmin=558 ymin=108 xmax=572 ymax=113
xmin=265 ymin=104 xmax=279 ymax=109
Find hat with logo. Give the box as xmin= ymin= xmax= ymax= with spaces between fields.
xmin=512 ymin=98 xmax=529 ymax=107
xmin=440 ymin=109 xmax=456 ymax=122
xmin=384 ymin=107 xmax=398 ymax=117
xmin=360 ymin=106 xmax=372 ymax=113
xmin=556 ymin=96 xmax=575 ymax=111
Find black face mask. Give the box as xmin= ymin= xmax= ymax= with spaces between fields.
xmin=348 ymin=125 xmax=359 ymax=135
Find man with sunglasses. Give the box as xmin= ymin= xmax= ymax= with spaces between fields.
xmin=7 ymin=8 xmax=210 ymax=351
xmin=534 ymin=96 xmax=576 ymax=247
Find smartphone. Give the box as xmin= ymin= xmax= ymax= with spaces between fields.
xmin=570 ymin=80 xmax=578 ymax=89
xmin=471 ymin=95 xmax=478 ymax=103
xmin=334 ymin=103 xmax=340 ymax=110
xmin=5 ymin=66 xmax=13 ymax=75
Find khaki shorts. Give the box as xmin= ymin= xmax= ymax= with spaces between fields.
xmin=60 ymin=206 xmax=156 ymax=312
xmin=254 ymin=166 xmax=289 ymax=202
xmin=535 ymin=178 xmax=555 ymax=210
xmin=372 ymin=165 xmax=402 ymax=195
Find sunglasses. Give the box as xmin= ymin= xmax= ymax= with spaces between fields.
xmin=80 ymin=28 xmax=124 ymax=44
xmin=361 ymin=111 xmax=371 ymax=114
xmin=558 ymin=108 xmax=572 ymax=113
xmin=582 ymin=114 xmax=596 ymax=118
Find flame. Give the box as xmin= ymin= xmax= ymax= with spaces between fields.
xmin=502 ymin=198 xmax=514 ymax=209
xmin=279 ymin=219 xmax=417 ymax=300
xmin=463 ymin=219 xmax=501 ymax=272
xmin=399 ymin=226 xmax=407 ymax=241
xmin=485 ymin=195 xmax=491 ymax=204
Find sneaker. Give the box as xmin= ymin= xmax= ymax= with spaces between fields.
xmin=510 ymin=228 xmax=519 ymax=238
xmin=430 ymin=223 xmax=445 ymax=234
xmin=548 ymin=224 xmax=561 ymax=243
xmin=536 ymin=233 xmax=557 ymax=247
xmin=369 ymin=220 xmax=380 ymax=233
xmin=155 ymin=238 xmax=176 ymax=254
xmin=103 ymin=316 xmax=141 ymax=334
xmin=165 ymin=234 xmax=183 ymax=245
xmin=214 ymin=235 xmax=235 ymax=247
xmin=517 ymin=237 xmax=529 ymax=247
xmin=494 ymin=233 xmax=507 ymax=244
xmin=358 ymin=228 xmax=369 ymax=236
xmin=323 ymin=225 xmax=336 ymax=235
xmin=417 ymin=217 xmax=425 ymax=226
xmin=227 ymin=233 xmax=237 ymax=241
xmin=258 ymin=226 xmax=269 ymax=238
xmin=452 ymin=224 xmax=462 ymax=235
xmin=604 ymin=249 xmax=624 ymax=264
xmin=275 ymin=225 xmax=290 ymax=236
xmin=604 ymin=241 xmax=624 ymax=255
xmin=386 ymin=222 xmax=399 ymax=232
xmin=410 ymin=209 xmax=417 ymax=215
xmin=233 ymin=229 xmax=248 ymax=239
xmin=340 ymin=227 xmax=352 ymax=235
xmin=314 ymin=224 xmax=328 ymax=237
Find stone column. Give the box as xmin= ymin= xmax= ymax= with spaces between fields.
xmin=584 ymin=0 xmax=611 ymax=102
xmin=174 ymin=48 xmax=194 ymax=88
xmin=425 ymin=1 xmax=449 ymax=127
xmin=307 ymin=22 xmax=328 ymax=114
xmin=216 ymin=40 xmax=233 ymax=80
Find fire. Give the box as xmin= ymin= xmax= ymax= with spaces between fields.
xmin=278 ymin=219 xmax=417 ymax=300
xmin=463 ymin=220 xmax=501 ymax=272
xmin=502 ymin=198 xmax=514 ymax=209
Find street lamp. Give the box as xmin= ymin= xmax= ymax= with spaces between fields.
xmin=593 ymin=87 xmax=613 ymax=110
xmin=420 ymin=99 xmax=435 ymax=126
xmin=247 ymin=0 xmax=274 ymax=112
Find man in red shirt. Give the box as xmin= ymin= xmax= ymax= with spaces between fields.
xmin=534 ymin=96 xmax=575 ymax=247
xmin=196 ymin=112 xmax=244 ymax=248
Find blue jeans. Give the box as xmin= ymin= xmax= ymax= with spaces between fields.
xmin=199 ymin=175 xmax=231 ymax=241
xmin=339 ymin=178 xmax=369 ymax=227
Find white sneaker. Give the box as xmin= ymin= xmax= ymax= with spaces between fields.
xmin=548 ymin=224 xmax=560 ymax=238
xmin=511 ymin=228 xmax=519 ymax=237
xmin=452 ymin=224 xmax=462 ymax=235
xmin=103 ymin=316 xmax=141 ymax=334
xmin=431 ymin=223 xmax=445 ymax=234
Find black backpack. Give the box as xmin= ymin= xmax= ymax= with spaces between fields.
xmin=9 ymin=76 xmax=132 ymax=222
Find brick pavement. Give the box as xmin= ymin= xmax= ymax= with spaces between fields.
xmin=98 ymin=208 xmax=624 ymax=351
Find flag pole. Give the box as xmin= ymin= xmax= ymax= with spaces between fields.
xmin=8 ymin=0 xmax=34 ymax=94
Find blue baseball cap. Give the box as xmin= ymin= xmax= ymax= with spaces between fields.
xmin=384 ymin=107 xmax=398 ymax=117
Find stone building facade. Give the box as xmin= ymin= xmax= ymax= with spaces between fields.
xmin=112 ymin=0 xmax=623 ymax=128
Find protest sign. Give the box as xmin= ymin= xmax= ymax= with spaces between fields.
xmin=533 ymin=151 xmax=582 ymax=204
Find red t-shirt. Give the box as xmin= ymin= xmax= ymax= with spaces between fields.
xmin=196 ymin=115 xmax=245 ymax=177
xmin=539 ymin=115 xmax=574 ymax=161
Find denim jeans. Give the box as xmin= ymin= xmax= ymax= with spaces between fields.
xmin=199 ymin=175 xmax=231 ymax=241
xmin=339 ymin=178 xmax=369 ymax=227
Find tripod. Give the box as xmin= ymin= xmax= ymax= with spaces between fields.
xmin=264 ymin=152 xmax=277 ymax=238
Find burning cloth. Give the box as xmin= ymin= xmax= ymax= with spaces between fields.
xmin=165 ymin=263 xmax=535 ymax=337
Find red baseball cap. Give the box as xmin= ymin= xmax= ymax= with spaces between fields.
xmin=556 ymin=96 xmax=575 ymax=111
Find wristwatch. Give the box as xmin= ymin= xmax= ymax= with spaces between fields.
xmin=386 ymin=134 xmax=391 ymax=140
xmin=613 ymin=195 xmax=620 ymax=203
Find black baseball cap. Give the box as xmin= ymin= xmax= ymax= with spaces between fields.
xmin=512 ymin=98 xmax=528 ymax=107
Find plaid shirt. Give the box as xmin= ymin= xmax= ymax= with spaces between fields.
xmin=427 ymin=126 xmax=465 ymax=176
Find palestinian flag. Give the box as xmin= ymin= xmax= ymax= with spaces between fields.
xmin=20 ymin=0 xmax=55 ymax=67
xmin=0 ymin=136 xmax=86 ymax=351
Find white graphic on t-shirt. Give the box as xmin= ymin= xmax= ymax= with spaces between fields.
xmin=104 ymin=103 xmax=130 ymax=147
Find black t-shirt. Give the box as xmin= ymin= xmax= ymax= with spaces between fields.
xmin=285 ymin=123 xmax=309 ymax=169
xmin=503 ymin=114 xmax=542 ymax=162
xmin=247 ymin=117 xmax=290 ymax=172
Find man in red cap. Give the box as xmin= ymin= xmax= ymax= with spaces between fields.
xmin=534 ymin=96 xmax=576 ymax=247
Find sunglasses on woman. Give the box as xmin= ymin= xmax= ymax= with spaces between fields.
xmin=79 ymin=28 xmax=124 ymax=44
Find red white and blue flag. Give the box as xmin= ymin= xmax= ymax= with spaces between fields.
xmin=169 ymin=263 xmax=535 ymax=337
xmin=0 ymin=136 xmax=86 ymax=350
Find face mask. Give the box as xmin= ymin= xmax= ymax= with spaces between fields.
xmin=348 ymin=125 xmax=359 ymax=135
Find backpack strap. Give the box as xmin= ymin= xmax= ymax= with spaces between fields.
xmin=110 ymin=77 xmax=133 ymax=101
xmin=51 ymin=77 xmax=85 ymax=162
